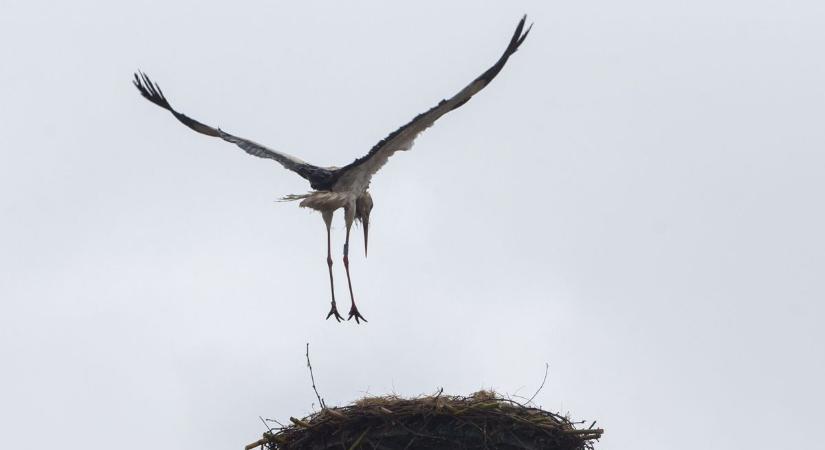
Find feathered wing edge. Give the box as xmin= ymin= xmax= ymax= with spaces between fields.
xmin=133 ymin=72 xmax=337 ymax=190
xmin=133 ymin=72 xmax=221 ymax=137
xmin=332 ymin=15 xmax=532 ymax=189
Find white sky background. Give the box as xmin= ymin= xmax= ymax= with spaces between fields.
xmin=1 ymin=0 xmax=823 ymax=449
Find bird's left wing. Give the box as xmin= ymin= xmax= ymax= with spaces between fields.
xmin=333 ymin=16 xmax=532 ymax=191
xmin=133 ymin=72 xmax=337 ymax=189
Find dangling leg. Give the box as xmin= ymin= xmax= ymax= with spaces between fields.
xmin=343 ymin=215 xmax=367 ymax=323
xmin=323 ymin=211 xmax=343 ymax=322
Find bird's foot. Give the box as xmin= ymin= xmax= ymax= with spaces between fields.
xmin=326 ymin=302 xmax=344 ymax=322
xmin=347 ymin=305 xmax=368 ymax=324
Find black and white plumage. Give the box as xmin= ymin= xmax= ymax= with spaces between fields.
xmin=134 ymin=16 xmax=531 ymax=323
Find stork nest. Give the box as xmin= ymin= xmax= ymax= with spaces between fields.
xmin=246 ymin=391 xmax=602 ymax=450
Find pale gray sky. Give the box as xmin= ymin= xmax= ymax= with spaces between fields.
xmin=1 ymin=1 xmax=824 ymax=449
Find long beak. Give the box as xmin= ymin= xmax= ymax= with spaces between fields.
xmin=362 ymin=218 xmax=369 ymax=257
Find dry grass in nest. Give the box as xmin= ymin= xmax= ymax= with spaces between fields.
xmin=246 ymin=390 xmax=602 ymax=449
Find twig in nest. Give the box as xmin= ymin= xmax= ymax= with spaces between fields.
xmin=290 ymin=416 xmax=312 ymax=428
xmin=305 ymin=342 xmax=326 ymax=409
xmin=506 ymin=392 xmax=532 ymax=406
xmin=245 ymin=437 xmax=268 ymax=450
xmin=527 ymin=363 xmax=550 ymax=405
xmin=265 ymin=417 xmax=285 ymax=428
xmin=259 ymin=416 xmax=273 ymax=432
xmin=347 ymin=426 xmax=371 ymax=450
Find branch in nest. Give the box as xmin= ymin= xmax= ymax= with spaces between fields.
xmin=305 ymin=343 xmax=326 ymax=409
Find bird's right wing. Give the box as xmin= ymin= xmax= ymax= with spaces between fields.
xmin=332 ymin=16 xmax=532 ymax=192
xmin=133 ymin=72 xmax=336 ymax=189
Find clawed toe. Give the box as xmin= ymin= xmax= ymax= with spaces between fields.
xmin=347 ymin=306 xmax=367 ymax=324
xmin=326 ymin=303 xmax=344 ymax=322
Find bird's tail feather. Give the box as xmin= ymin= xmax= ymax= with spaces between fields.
xmin=279 ymin=193 xmax=312 ymax=202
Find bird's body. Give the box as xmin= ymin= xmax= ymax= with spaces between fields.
xmin=134 ymin=16 xmax=531 ymax=323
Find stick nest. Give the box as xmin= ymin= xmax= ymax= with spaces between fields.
xmin=247 ymin=390 xmax=602 ymax=450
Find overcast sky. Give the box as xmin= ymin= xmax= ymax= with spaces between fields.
xmin=1 ymin=1 xmax=823 ymax=449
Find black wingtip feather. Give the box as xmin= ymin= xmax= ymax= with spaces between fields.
xmin=476 ymin=15 xmax=532 ymax=84
xmin=133 ymin=71 xmax=163 ymax=109
xmin=517 ymin=22 xmax=533 ymax=48
xmin=132 ymin=70 xmax=221 ymax=137
xmin=508 ymin=15 xmax=531 ymax=54
xmin=133 ymin=70 xmax=172 ymax=110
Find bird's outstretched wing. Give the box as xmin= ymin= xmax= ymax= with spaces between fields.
xmin=332 ymin=15 xmax=532 ymax=192
xmin=133 ymin=72 xmax=337 ymax=190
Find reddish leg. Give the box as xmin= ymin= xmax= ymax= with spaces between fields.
xmin=323 ymin=212 xmax=343 ymax=322
xmin=343 ymin=223 xmax=367 ymax=323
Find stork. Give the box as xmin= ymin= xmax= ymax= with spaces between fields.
xmin=133 ymin=16 xmax=531 ymax=324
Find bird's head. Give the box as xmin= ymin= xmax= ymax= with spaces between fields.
xmin=356 ymin=192 xmax=374 ymax=257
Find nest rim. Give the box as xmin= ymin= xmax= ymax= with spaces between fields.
xmin=247 ymin=390 xmax=602 ymax=450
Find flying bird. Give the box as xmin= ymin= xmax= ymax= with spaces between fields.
xmin=134 ymin=16 xmax=531 ymax=324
